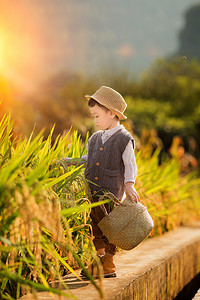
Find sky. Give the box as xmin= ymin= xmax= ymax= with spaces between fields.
xmin=0 ymin=0 xmax=199 ymax=94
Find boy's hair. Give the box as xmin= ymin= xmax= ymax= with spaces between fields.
xmin=88 ymin=98 xmax=119 ymax=120
xmin=88 ymin=98 xmax=108 ymax=110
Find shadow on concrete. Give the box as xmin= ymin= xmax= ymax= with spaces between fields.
xmin=49 ymin=274 xmax=89 ymax=290
xmin=174 ymin=273 xmax=200 ymax=300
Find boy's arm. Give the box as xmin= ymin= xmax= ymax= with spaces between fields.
xmin=57 ymin=154 xmax=88 ymax=167
xmin=56 ymin=139 xmax=89 ymax=167
xmin=122 ymin=140 xmax=140 ymax=203
xmin=57 ymin=157 xmax=82 ymax=166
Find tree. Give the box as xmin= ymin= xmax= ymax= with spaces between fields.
xmin=176 ymin=4 xmax=200 ymax=61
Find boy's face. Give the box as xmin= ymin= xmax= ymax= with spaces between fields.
xmin=89 ymin=105 xmax=118 ymax=130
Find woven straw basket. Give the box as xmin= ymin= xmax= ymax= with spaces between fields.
xmin=98 ymin=196 xmax=154 ymax=250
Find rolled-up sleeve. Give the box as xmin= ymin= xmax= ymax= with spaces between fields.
xmin=80 ymin=153 xmax=88 ymax=163
xmin=122 ymin=140 xmax=138 ymax=184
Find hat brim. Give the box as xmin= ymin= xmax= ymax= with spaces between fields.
xmin=85 ymin=95 xmax=127 ymax=120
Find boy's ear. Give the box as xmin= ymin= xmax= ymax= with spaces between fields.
xmin=109 ymin=111 xmax=116 ymax=119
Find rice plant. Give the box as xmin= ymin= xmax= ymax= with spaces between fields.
xmin=0 ymin=113 xmax=104 ymax=299
xmin=0 ymin=112 xmax=199 ymax=299
xmin=135 ymin=149 xmax=200 ymax=235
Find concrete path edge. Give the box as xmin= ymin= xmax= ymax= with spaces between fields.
xmin=19 ymin=223 xmax=200 ymax=300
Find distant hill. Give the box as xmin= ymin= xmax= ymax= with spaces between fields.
xmin=176 ymin=3 xmax=200 ymax=61
xmin=0 ymin=0 xmax=199 ymax=91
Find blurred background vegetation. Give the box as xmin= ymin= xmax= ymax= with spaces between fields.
xmin=1 ymin=57 xmax=200 ymax=170
xmin=1 ymin=2 xmax=200 ymax=168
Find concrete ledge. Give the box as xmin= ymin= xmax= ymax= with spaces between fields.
xmin=20 ymin=223 xmax=200 ymax=300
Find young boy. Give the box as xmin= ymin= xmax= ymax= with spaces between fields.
xmin=62 ymin=86 xmax=139 ymax=278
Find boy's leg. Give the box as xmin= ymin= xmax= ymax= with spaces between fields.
xmin=91 ymin=220 xmax=117 ymax=255
xmin=90 ymin=202 xmax=117 ymax=255
xmin=85 ymin=197 xmax=117 ymax=277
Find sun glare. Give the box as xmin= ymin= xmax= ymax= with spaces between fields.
xmin=0 ymin=33 xmax=7 ymax=70
xmin=0 ymin=24 xmax=41 ymax=92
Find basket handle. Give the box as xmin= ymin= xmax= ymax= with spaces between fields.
xmin=98 ymin=191 xmax=122 ymax=207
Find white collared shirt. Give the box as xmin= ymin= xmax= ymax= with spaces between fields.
xmin=82 ymin=124 xmax=137 ymax=184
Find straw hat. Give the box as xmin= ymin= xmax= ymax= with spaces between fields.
xmin=85 ymin=86 xmax=127 ymax=120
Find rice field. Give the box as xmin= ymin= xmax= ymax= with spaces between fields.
xmin=0 ymin=113 xmax=199 ymax=299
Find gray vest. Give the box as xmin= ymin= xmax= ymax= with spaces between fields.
xmin=85 ymin=127 xmax=134 ymax=199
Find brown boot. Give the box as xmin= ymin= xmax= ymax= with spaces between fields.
xmin=81 ymin=254 xmax=117 ymax=278
xmin=81 ymin=255 xmax=103 ymax=278
xmin=101 ymin=254 xmax=117 ymax=278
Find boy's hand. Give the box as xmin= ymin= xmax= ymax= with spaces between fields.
xmin=55 ymin=157 xmax=84 ymax=167
xmin=125 ymin=182 xmax=140 ymax=203
xmin=58 ymin=157 xmax=75 ymax=166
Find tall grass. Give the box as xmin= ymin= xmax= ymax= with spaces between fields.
xmin=0 ymin=113 xmax=199 ymax=299
xmin=135 ymin=149 xmax=200 ymax=235
xmin=0 ymin=114 xmax=104 ymax=299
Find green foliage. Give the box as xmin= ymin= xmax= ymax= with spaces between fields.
xmin=135 ymin=149 xmax=200 ymax=234
xmin=125 ymin=97 xmax=172 ymax=132
xmin=0 ymin=113 xmax=104 ymax=299
xmin=124 ymin=59 xmax=200 ymax=153
xmin=2 ymin=58 xmax=200 ymax=160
